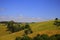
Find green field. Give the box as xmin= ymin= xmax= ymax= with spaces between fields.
xmin=0 ymin=20 xmax=60 ymax=40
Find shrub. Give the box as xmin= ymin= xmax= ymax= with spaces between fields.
xmin=33 ymin=34 xmax=44 ymax=40
xmin=54 ymin=34 xmax=60 ymax=40
xmin=15 ymin=37 xmax=21 ymax=40
xmin=41 ymin=34 xmax=49 ymax=40
xmin=21 ymin=35 xmax=32 ymax=40
xmin=54 ymin=18 xmax=60 ymax=27
xmin=24 ymin=29 xmax=33 ymax=35
xmin=49 ymin=35 xmax=57 ymax=40
xmin=49 ymin=34 xmax=60 ymax=40
xmin=24 ymin=24 xmax=30 ymax=29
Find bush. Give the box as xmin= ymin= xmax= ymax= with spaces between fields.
xmin=7 ymin=21 xmax=23 ymax=33
xmin=54 ymin=34 xmax=60 ymax=40
xmin=33 ymin=34 xmax=44 ymax=40
xmin=21 ymin=35 xmax=32 ymax=40
xmin=24 ymin=29 xmax=29 ymax=35
xmin=24 ymin=29 xmax=33 ymax=35
xmin=41 ymin=34 xmax=49 ymax=40
xmin=15 ymin=37 xmax=21 ymax=40
xmin=15 ymin=34 xmax=60 ymax=40
xmin=54 ymin=18 xmax=60 ymax=27
xmin=49 ymin=35 xmax=57 ymax=40
xmin=24 ymin=24 xmax=30 ymax=29
xmin=49 ymin=34 xmax=60 ymax=40
xmin=7 ymin=21 xmax=15 ymax=33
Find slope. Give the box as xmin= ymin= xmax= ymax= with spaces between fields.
xmin=0 ymin=20 xmax=60 ymax=40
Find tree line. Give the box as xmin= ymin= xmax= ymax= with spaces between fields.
xmin=15 ymin=34 xmax=60 ymax=40
xmin=7 ymin=20 xmax=33 ymax=34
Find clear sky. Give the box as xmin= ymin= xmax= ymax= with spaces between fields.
xmin=0 ymin=0 xmax=60 ymax=22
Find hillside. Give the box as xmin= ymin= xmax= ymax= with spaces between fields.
xmin=0 ymin=24 xmax=10 ymax=37
xmin=0 ymin=20 xmax=60 ymax=40
xmin=29 ymin=20 xmax=60 ymax=32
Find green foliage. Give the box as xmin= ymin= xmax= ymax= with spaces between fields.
xmin=15 ymin=35 xmax=32 ymax=40
xmin=33 ymin=34 xmax=44 ymax=40
xmin=24 ymin=24 xmax=33 ymax=35
xmin=24 ymin=28 xmax=33 ymax=35
xmin=54 ymin=34 xmax=60 ymax=40
xmin=24 ymin=24 xmax=30 ymax=29
xmin=24 ymin=29 xmax=32 ymax=35
xmin=7 ymin=21 xmax=15 ymax=33
xmin=15 ymin=37 xmax=21 ymax=40
xmin=49 ymin=36 xmax=57 ymax=40
xmin=49 ymin=34 xmax=60 ymax=40
xmin=15 ymin=34 xmax=60 ymax=40
xmin=21 ymin=35 xmax=32 ymax=40
xmin=55 ymin=18 xmax=58 ymax=20
xmin=7 ymin=21 xmax=33 ymax=34
xmin=54 ymin=18 xmax=60 ymax=27
xmin=7 ymin=21 xmax=23 ymax=33
xmin=24 ymin=29 xmax=29 ymax=35
xmin=41 ymin=34 xmax=49 ymax=40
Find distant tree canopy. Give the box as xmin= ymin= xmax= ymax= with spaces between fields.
xmin=54 ymin=18 xmax=60 ymax=27
xmin=7 ymin=21 xmax=14 ymax=33
xmin=7 ymin=21 xmax=23 ymax=33
xmin=7 ymin=21 xmax=33 ymax=34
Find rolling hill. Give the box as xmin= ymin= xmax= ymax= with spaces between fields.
xmin=0 ymin=20 xmax=60 ymax=40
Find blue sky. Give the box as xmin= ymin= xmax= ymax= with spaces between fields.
xmin=0 ymin=0 xmax=60 ymax=22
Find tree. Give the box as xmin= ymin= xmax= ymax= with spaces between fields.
xmin=54 ymin=18 xmax=58 ymax=25
xmin=55 ymin=18 xmax=58 ymax=20
xmin=7 ymin=20 xmax=15 ymax=33
xmin=50 ymin=36 xmax=57 ymax=40
xmin=54 ymin=34 xmax=60 ymax=40
xmin=25 ymin=24 xmax=30 ymax=29
xmin=33 ymin=34 xmax=44 ymax=40
xmin=21 ymin=35 xmax=32 ymax=40
xmin=28 ymin=28 xmax=33 ymax=33
xmin=7 ymin=21 xmax=22 ymax=33
xmin=41 ymin=34 xmax=49 ymax=40
xmin=24 ymin=28 xmax=33 ymax=35
xmin=15 ymin=37 xmax=21 ymax=40
xmin=49 ymin=34 xmax=60 ymax=40
xmin=54 ymin=18 xmax=60 ymax=27
xmin=24 ymin=30 xmax=28 ymax=35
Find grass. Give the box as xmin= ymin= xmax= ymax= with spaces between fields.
xmin=0 ymin=20 xmax=60 ymax=40
xmin=0 ymin=24 xmax=10 ymax=37
xmin=0 ymin=30 xmax=24 ymax=40
xmin=29 ymin=20 xmax=60 ymax=32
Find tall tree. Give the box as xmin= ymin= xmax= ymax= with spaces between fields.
xmin=7 ymin=20 xmax=15 ymax=33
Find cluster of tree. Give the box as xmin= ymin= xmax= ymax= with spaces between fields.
xmin=24 ymin=24 xmax=33 ymax=35
xmin=7 ymin=21 xmax=33 ymax=34
xmin=54 ymin=18 xmax=60 ymax=27
xmin=15 ymin=34 xmax=60 ymax=40
xmin=0 ymin=21 xmax=9 ymax=24
xmin=15 ymin=35 xmax=32 ymax=40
